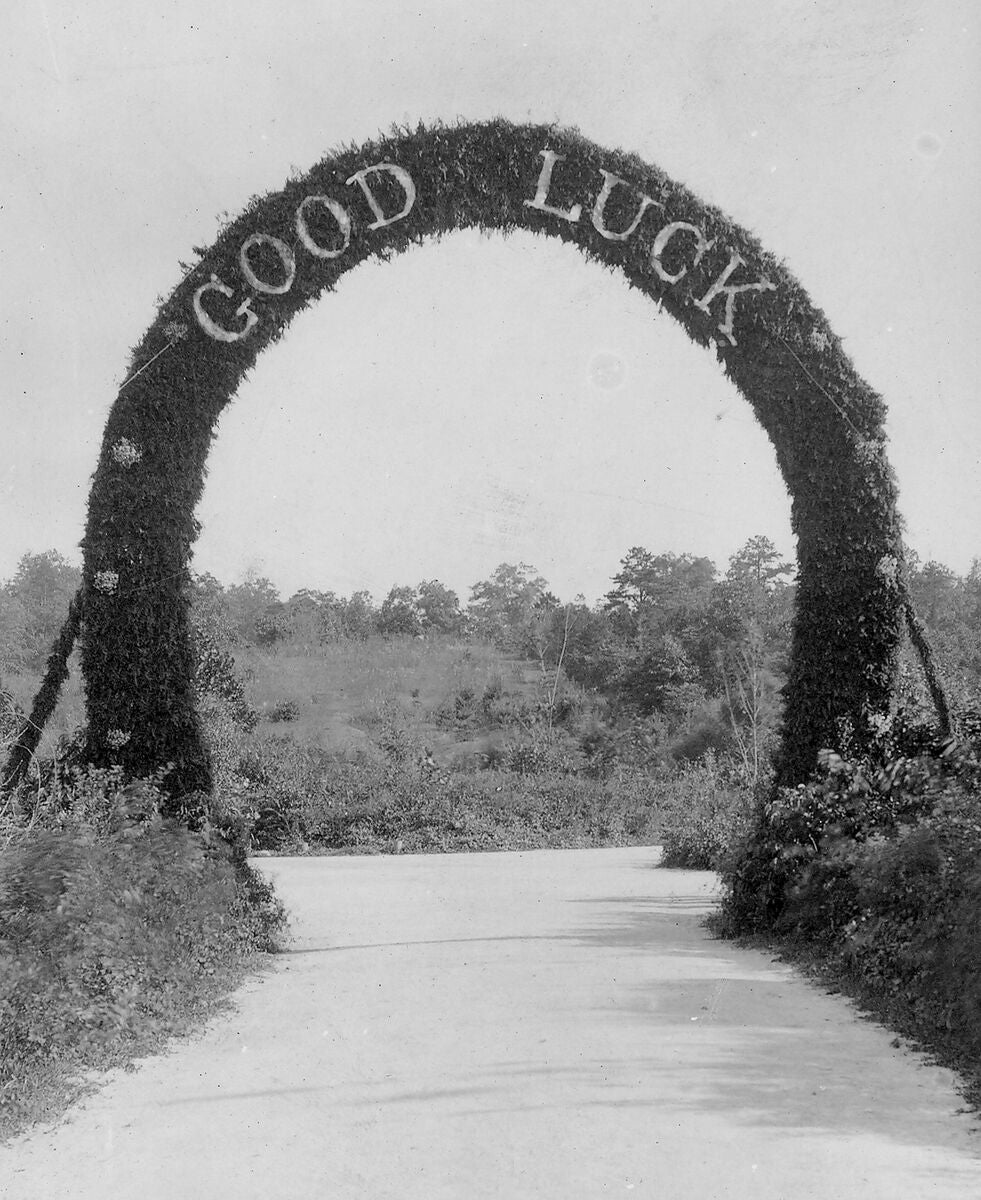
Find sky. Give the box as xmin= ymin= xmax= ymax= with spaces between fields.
xmin=2 ymin=1 xmax=978 ymax=605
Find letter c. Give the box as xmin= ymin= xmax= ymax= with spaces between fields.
xmin=650 ymin=222 xmax=715 ymax=285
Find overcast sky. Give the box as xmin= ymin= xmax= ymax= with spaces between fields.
xmin=2 ymin=1 xmax=978 ymax=604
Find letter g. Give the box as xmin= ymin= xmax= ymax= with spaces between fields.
xmin=192 ymin=275 xmax=259 ymax=342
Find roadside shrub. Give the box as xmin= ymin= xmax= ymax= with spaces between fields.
xmin=219 ymin=730 xmax=664 ymax=855
xmin=722 ymin=707 xmax=981 ymax=935
xmin=838 ymin=780 xmax=981 ymax=1041
xmin=233 ymin=736 xmax=319 ymax=851
xmin=658 ymin=754 xmax=754 ymax=869
xmin=0 ymin=768 xmax=287 ymax=1135
xmin=718 ymin=706 xmax=981 ymax=1101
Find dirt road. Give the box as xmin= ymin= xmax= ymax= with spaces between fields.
xmin=2 ymin=847 xmax=979 ymax=1198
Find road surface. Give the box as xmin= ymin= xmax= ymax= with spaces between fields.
xmin=2 ymin=846 xmax=979 ymax=1198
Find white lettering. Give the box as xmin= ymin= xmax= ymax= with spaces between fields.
xmin=192 ymin=275 xmax=259 ymax=342
xmin=591 ymin=170 xmax=661 ymax=241
xmin=650 ymin=222 xmax=715 ymax=285
xmin=345 ymin=162 xmax=417 ymax=230
xmin=296 ymin=195 xmax=352 ymax=259
xmin=694 ymin=252 xmax=776 ymax=345
xmin=239 ymin=233 xmax=296 ymax=295
xmin=523 ymin=150 xmax=582 ymax=224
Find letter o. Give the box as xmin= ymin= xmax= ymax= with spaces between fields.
xmin=239 ymin=233 xmax=297 ymax=295
xmin=296 ymin=195 xmax=352 ymax=259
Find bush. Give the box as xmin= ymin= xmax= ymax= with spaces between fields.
xmin=192 ymin=629 xmax=258 ymax=732
xmin=0 ymin=768 xmax=287 ymax=1136
xmin=0 ymin=685 xmax=24 ymax=745
xmin=268 ymin=698 xmax=300 ymax=723
xmin=658 ymin=754 xmax=754 ymax=869
xmin=431 ymin=681 xmax=535 ymax=733
xmin=718 ymin=706 xmax=981 ymax=1102
xmin=213 ymin=730 xmax=665 ymax=855
xmin=722 ymin=708 xmax=981 ymax=936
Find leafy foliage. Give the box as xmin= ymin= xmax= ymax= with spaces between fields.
xmin=190 ymin=607 xmax=258 ymax=733
xmin=0 ymin=768 xmax=287 ymax=1136
xmin=658 ymin=754 xmax=756 ymax=870
xmin=717 ymin=708 xmax=981 ymax=1100
xmin=0 ymin=552 xmax=81 ymax=673
xmin=209 ymin=731 xmax=662 ymax=856
xmin=378 ymin=585 xmax=423 ymax=637
xmin=467 ymin=562 xmax=548 ymax=651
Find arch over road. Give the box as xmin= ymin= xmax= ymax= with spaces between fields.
xmin=67 ymin=120 xmax=905 ymax=797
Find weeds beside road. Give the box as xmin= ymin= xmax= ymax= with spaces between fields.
xmin=0 ymin=769 xmax=287 ymax=1140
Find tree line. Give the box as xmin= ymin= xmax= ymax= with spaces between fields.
xmin=2 ymin=540 xmax=979 ymax=772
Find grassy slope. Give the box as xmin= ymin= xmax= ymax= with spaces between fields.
xmin=6 ymin=636 xmax=669 ymax=857
xmin=5 ymin=637 xmax=537 ymax=758
xmin=5 ymin=652 xmax=86 ymax=759
xmin=236 ymin=635 xmax=542 ymax=760
xmin=219 ymin=636 xmax=668 ymax=856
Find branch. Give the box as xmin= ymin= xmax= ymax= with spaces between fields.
xmin=2 ymin=588 xmax=83 ymax=792
xmin=900 ymin=582 xmax=952 ymax=738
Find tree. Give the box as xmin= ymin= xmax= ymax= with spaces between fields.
xmin=467 ymin=563 xmax=548 ymax=649
xmin=613 ymin=633 xmax=702 ymax=720
xmin=378 ymin=585 xmax=422 ymax=637
xmin=0 ymin=592 xmax=30 ymax=673
xmin=725 ymin=535 xmax=793 ymax=591
xmin=537 ymin=597 xmax=587 ymax=736
xmin=285 ymin=589 xmax=334 ymax=652
xmin=551 ymin=603 xmax=622 ymax=694
xmin=253 ymin=603 xmax=288 ymax=647
xmin=315 ymin=592 xmax=347 ymax=644
xmin=190 ymin=573 xmax=234 ymax=647
xmin=340 ymin=591 xmax=376 ymax=640
xmin=701 ymin=537 xmax=795 ymax=778
xmin=3 ymin=551 xmax=82 ymax=670
xmin=909 ymin=559 xmax=961 ymax=630
xmin=604 ymin=549 xmax=716 ymax=659
xmin=225 ymin=575 xmax=283 ymax=644
xmin=719 ymin=624 xmax=784 ymax=783
xmin=605 ymin=547 xmax=715 ymax=616
xmin=903 ymin=557 xmax=981 ymax=706
xmin=716 ymin=536 xmax=795 ymax=677
xmin=416 ymin=579 xmax=462 ymax=634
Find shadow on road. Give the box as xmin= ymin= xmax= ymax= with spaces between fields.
xmin=556 ymin=885 xmax=980 ymax=1164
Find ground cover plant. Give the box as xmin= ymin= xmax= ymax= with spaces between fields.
xmin=656 ymin=752 xmax=757 ymax=870
xmin=717 ymin=704 xmax=981 ymax=1107
xmin=209 ymin=730 xmax=666 ymax=855
xmin=0 ymin=762 xmax=287 ymax=1140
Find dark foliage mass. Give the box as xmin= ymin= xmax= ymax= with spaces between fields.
xmin=64 ymin=118 xmax=902 ymax=799
xmin=0 ymin=768 xmax=286 ymax=1136
xmin=718 ymin=708 xmax=981 ymax=1104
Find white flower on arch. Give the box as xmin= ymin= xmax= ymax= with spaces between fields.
xmin=94 ymin=570 xmax=120 ymax=595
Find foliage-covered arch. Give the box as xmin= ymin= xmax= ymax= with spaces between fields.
xmin=17 ymin=119 xmax=910 ymax=800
